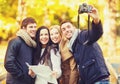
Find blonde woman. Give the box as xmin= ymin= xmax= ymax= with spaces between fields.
xmin=50 ymin=25 xmax=79 ymax=84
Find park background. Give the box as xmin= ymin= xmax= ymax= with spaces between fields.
xmin=0 ymin=0 xmax=120 ymax=84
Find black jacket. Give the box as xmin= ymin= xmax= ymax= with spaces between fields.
xmin=72 ymin=21 xmax=110 ymax=84
xmin=4 ymin=37 xmax=34 ymax=84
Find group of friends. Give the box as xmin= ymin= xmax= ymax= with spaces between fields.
xmin=4 ymin=6 xmax=110 ymax=84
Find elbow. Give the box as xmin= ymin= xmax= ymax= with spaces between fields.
xmin=99 ymin=30 xmax=103 ymax=38
xmin=4 ymin=61 xmax=9 ymax=71
xmin=97 ymin=28 xmax=103 ymax=38
xmin=100 ymin=30 xmax=103 ymax=36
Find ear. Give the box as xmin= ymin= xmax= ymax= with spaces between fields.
xmin=22 ymin=27 xmax=25 ymax=29
xmin=22 ymin=27 xmax=26 ymax=30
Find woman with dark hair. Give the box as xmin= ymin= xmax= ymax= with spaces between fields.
xmin=33 ymin=26 xmax=52 ymax=65
xmin=29 ymin=26 xmax=61 ymax=84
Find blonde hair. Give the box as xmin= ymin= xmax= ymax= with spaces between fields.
xmin=49 ymin=25 xmax=62 ymax=36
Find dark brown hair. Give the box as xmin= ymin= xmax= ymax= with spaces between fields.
xmin=60 ymin=20 xmax=73 ymax=28
xmin=21 ymin=17 xmax=36 ymax=29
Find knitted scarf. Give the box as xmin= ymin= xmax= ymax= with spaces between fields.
xmin=16 ymin=29 xmax=36 ymax=48
xmin=68 ymin=29 xmax=80 ymax=52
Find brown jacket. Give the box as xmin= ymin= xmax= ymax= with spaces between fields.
xmin=59 ymin=37 xmax=79 ymax=84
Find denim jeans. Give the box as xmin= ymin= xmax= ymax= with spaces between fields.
xmin=95 ymin=79 xmax=110 ymax=84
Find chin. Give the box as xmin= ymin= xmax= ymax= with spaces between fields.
xmin=67 ymin=36 xmax=72 ymax=39
xmin=30 ymin=36 xmax=35 ymax=39
xmin=30 ymin=35 xmax=35 ymax=38
xmin=53 ymin=40 xmax=58 ymax=43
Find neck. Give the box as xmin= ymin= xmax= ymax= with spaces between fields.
xmin=42 ymin=44 xmax=46 ymax=48
xmin=31 ymin=37 xmax=35 ymax=40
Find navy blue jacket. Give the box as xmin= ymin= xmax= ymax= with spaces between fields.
xmin=72 ymin=21 xmax=110 ymax=84
xmin=4 ymin=37 xmax=34 ymax=84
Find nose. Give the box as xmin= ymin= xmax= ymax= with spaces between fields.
xmin=43 ymin=35 xmax=48 ymax=38
xmin=32 ymin=27 xmax=37 ymax=31
xmin=52 ymin=34 xmax=56 ymax=38
xmin=66 ymin=28 xmax=69 ymax=32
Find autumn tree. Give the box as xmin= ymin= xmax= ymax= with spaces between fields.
xmin=102 ymin=0 xmax=119 ymax=57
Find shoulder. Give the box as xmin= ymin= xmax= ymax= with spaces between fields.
xmin=50 ymin=48 xmax=61 ymax=58
xmin=78 ymin=30 xmax=87 ymax=37
xmin=8 ymin=36 xmax=23 ymax=48
xmin=50 ymin=44 xmax=58 ymax=51
xmin=50 ymin=45 xmax=60 ymax=56
xmin=77 ymin=30 xmax=88 ymax=42
xmin=50 ymin=44 xmax=58 ymax=49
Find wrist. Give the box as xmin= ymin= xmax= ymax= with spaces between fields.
xmin=93 ymin=18 xmax=100 ymax=24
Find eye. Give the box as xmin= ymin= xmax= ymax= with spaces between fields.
xmin=34 ymin=26 xmax=37 ymax=28
xmin=61 ymin=28 xmax=65 ymax=31
xmin=40 ymin=34 xmax=43 ymax=36
xmin=50 ymin=33 xmax=53 ymax=36
xmin=55 ymin=32 xmax=59 ymax=35
xmin=29 ymin=26 xmax=33 ymax=28
xmin=45 ymin=33 xmax=48 ymax=36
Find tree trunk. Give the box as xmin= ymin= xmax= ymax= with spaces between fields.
xmin=102 ymin=0 xmax=117 ymax=57
xmin=16 ymin=0 xmax=27 ymax=26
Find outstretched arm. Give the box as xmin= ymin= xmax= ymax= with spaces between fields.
xmin=88 ymin=6 xmax=103 ymax=43
xmin=88 ymin=6 xmax=100 ymax=24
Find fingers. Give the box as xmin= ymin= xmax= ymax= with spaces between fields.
xmin=87 ymin=6 xmax=100 ymax=24
xmin=28 ymin=69 xmax=33 ymax=75
xmin=28 ymin=69 xmax=36 ymax=78
xmin=88 ymin=7 xmax=98 ymax=15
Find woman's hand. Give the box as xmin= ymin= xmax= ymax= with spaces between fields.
xmin=28 ymin=69 xmax=36 ymax=78
xmin=51 ymin=71 xmax=57 ymax=78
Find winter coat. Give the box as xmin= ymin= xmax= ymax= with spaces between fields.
xmin=4 ymin=37 xmax=34 ymax=84
xmin=72 ymin=21 xmax=110 ymax=84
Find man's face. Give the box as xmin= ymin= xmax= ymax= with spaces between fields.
xmin=61 ymin=22 xmax=75 ymax=39
xmin=26 ymin=23 xmax=37 ymax=38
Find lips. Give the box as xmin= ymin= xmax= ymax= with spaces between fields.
xmin=67 ymin=32 xmax=72 ymax=36
xmin=30 ymin=31 xmax=36 ymax=35
xmin=53 ymin=40 xmax=58 ymax=43
xmin=53 ymin=37 xmax=58 ymax=40
xmin=31 ymin=31 xmax=36 ymax=34
xmin=42 ymin=39 xmax=48 ymax=42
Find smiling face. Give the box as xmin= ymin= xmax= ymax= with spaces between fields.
xmin=39 ymin=29 xmax=49 ymax=46
xmin=60 ymin=22 xmax=75 ymax=39
xmin=50 ymin=28 xmax=61 ymax=44
xmin=21 ymin=17 xmax=37 ymax=38
xmin=26 ymin=23 xmax=37 ymax=38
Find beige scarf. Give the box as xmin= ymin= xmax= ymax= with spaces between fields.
xmin=16 ymin=29 xmax=36 ymax=48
